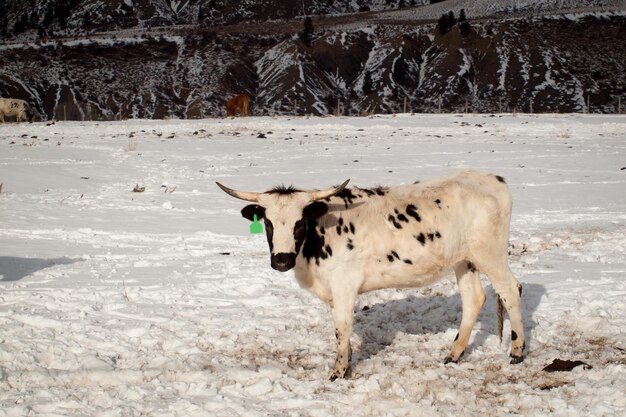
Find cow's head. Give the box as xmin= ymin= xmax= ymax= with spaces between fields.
xmin=217 ymin=180 xmax=349 ymax=272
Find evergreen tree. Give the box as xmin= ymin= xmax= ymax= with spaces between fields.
xmin=447 ymin=11 xmax=457 ymax=26
xmin=299 ymin=16 xmax=314 ymax=46
xmin=459 ymin=8 xmax=467 ymax=23
xmin=437 ymin=13 xmax=450 ymax=35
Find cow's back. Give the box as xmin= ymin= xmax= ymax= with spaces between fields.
xmin=295 ymin=171 xmax=512 ymax=294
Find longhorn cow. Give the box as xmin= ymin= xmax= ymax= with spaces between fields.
xmin=217 ymin=170 xmax=525 ymax=380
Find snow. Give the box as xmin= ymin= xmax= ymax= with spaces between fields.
xmin=1 ymin=114 xmax=625 ymax=416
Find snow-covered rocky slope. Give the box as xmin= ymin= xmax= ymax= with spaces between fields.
xmin=1 ymin=12 xmax=625 ymax=119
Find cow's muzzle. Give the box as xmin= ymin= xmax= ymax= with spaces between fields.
xmin=271 ymin=252 xmax=296 ymax=272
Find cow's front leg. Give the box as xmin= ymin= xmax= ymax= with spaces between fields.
xmin=329 ymin=292 xmax=357 ymax=381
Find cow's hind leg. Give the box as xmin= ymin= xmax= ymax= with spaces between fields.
xmin=445 ymin=261 xmax=485 ymax=364
xmin=476 ymin=257 xmax=525 ymax=364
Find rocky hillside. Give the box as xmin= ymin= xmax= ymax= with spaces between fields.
xmin=1 ymin=7 xmax=625 ymax=119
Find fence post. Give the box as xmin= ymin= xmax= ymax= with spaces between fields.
xmin=529 ymin=98 xmax=533 ymax=114
xmin=63 ymin=105 xmax=67 ymax=121
xmin=499 ymin=96 xmax=502 ymax=113
xmin=464 ymin=98 xmax=469 ymax=114
xmin=403 ymin=97 xmax=407 ymax=113
xmin=619 ymin=96 xmax=622 ymax=114
xmin=438 ymin=95 xmax=442 ymax=113
xmin=587 ymin=94 xmax=591 ymax=113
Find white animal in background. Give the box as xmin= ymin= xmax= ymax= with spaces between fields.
xmin=0 ymin=98 xmax=33 ymax=123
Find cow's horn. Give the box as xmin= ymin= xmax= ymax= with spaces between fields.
xmin=309 ymin=179 xmax=350 ymax=201
xmin=216 ymin=182 xmax=260 ymax=202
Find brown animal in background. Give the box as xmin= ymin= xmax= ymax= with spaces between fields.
xmin=226 ymin=94 xmax=250 ymax=117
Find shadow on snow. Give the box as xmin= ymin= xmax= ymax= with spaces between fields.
xmin=0 ymin=256 xmax=80 ymax=282
xmin=353 ymin=283 xmax=545 ymax=365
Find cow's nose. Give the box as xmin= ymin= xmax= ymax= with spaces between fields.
xmin=271 ymin=253 xmax=296 ymax=272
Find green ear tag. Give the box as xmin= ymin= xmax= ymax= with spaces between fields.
xmin=250 ymin=214 xmax=264 ymax=234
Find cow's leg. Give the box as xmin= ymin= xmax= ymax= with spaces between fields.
xmin=445 ymin=261 xmax=485 ymax=364
xmin=477 ymin=259 xmax=525 ymax=364
xmin=329 ymin=291 xmax=357 ymax=381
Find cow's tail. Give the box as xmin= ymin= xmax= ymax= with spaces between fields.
xmin=496 ymin=294 xmax=504 ymax=343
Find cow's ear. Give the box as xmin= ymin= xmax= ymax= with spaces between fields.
xmin=241 ymin=204 xmax=265 ymax=221
xmin=303 ymin=201 xmax=328 ymax=219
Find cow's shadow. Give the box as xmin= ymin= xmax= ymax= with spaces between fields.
xmin=352 ymin=282 xmax=545 ymax=365
xmin=0 ymin=256 xmax=80 ymax=282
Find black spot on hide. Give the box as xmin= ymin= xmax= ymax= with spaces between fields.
xmin=496 ymin=175 xmax=506 ymax=184
xmin=467 ymin=262 xmax=477 ymax=273
xmin=403 ymin=259 xmax=413 ymax=264
xmin=397 ymin=214 xmax=409 ymax=223
xmin=294 ymin=219 xmax=306 ymax=254
xmin=325 ymin=245 xmax=333 ymax=257
xmin=343 ymin=225 xmax=349 ymax=233
xmin=264 ymin=219 xmax=274 ymax=252
xmin=387 ymin=254 xmax=394 ymax=262
xmin=454 ymin=332 xmax=459 ymax=341
xmin=335 ymin=189 xmax=357 ymax=207
xmin=391 ymin=251 xmax=400 ymax=259
xmin=303 ymin=218 xmax=327 ymax=264
xmin=406 ymin=204 xmax=421 ymax=222
xmin=338 ymin=218 xmax=344 ymax=226
xmin=511 ymin=330 xmax=518 ymax=341
xmin=435 ymin=199 xmax=442 ymax=208
xmin=374 ymin=187 xmax=387 ymax=196
xmin=416 ymin=233 xmax=426 ymax=246
xmin=303 ymin=201 xmax=328 ymax=219
xmin=347 ymin=239 xmax=354 ymax=250
xmin=388 ymin=215 xmax=402 ymax=229
xmin=336 ymin=225 xmax=342 ymax=235
xmin=427 ymin=233 xmax=435 ymax=241
xmin=349 ymin=222 xmax=355 ymax=234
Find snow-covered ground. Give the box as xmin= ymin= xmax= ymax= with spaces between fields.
xmin=0 ymin=114 xmax=625 ymax=416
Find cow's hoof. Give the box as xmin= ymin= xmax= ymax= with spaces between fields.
xmin=510 ymin=355 xmax=524 ymax=364
xmin=329 ymin=366 xmax=350 ymax=381
xmin=444 ymin=350 xmax=464 ymax=364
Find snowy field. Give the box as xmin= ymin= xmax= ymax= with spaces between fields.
xmin=0 ymin=114 xmax=625 ymax=417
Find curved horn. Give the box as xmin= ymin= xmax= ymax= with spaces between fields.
xmin=309 ymin=179 xmax=350 ymax=201
xmin=216 ymin=182 xmax=260 ymax=202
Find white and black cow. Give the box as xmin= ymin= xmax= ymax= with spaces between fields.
xmin=0 ymin=98 xmax=33 ymax=123
xmin=217 ymin=170 xmax=525 ymax=380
